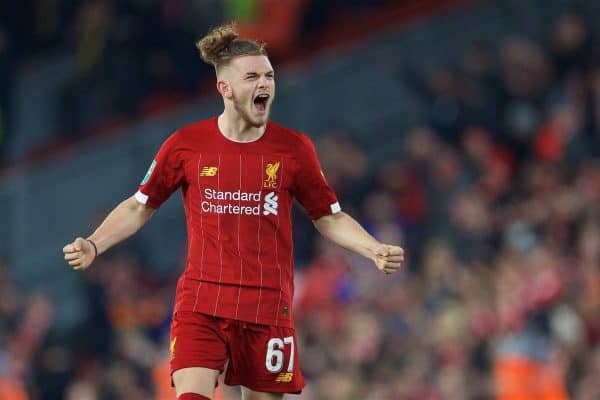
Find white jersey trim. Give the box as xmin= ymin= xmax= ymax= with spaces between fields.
xmin=135 ymin=190 xmax=149 ymax=204
xmin=330 ymin=202 xmax=341 ymax=214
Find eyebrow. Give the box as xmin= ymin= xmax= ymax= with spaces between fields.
xmin=244 ymin=71 xmax=275 ymax=77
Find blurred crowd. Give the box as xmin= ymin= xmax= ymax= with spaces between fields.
xmin=293 ymin=10 xmax=599 ymax=399
xmin=0 ymin=0 xmax=392 ymax=159
xmin=1 ymin=5 xmax=600 ymax=400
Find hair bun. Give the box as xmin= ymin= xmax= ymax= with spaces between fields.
xmin=197 ymin=22 xmax=239 ymax=66
xmin=196 ymin=22 xmax=267 ymax=69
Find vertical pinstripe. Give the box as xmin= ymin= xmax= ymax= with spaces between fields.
xmin=234 ymin=153 xmax=243 ymax=319
xmin=213 ymin=153 xmax=223 ymax=315
xmin=181 ymin=155 xmax=195 ymax=299
xmin=274 ymin=157 xmax=283 ymax=325
xmin=255 ymin=155 xmax=264 ymax=323
xmin=192 ymin=154 xmax=205 ymax=312
xmin=285 ymin=159 xmax=295 ymax=317
xmin=288 ymin=253 xmax=294 ymax=315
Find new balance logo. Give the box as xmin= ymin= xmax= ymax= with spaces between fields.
xmin=275 ymin=372 xmax=293 ymax=383
xmin=200 ymin=166 xmax=218 ymax=176
xmin=263 ymin=192 xmax=278 ymax=216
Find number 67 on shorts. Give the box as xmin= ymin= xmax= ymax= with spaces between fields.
xmin=266 ymin=336 xmax=294 ymax=381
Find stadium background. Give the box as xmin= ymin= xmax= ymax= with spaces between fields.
xmin=0 ymin=0 xmax=599 ymax=399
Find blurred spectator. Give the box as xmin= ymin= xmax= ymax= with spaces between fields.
xmin=0 ymin=0 xmax=411 ymax=164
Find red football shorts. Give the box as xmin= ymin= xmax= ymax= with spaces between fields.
xmin=169 ymin=311 xmax=305 ymax=394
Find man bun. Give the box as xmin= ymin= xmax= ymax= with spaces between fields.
xmin=196 ymin=22 xmax=267 ymax=69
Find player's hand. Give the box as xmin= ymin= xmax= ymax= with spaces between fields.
xmin=373 ymin=244 xmax=404 ymax=275
xmin=63 ymin=237 xmax=96 ymax=271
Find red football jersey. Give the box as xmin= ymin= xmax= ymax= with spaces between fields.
xmin=136 ymin=117 xmax=340 ymax=327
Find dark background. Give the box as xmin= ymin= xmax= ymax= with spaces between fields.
xmin=0 ymin=1 xmax=599 ymax=399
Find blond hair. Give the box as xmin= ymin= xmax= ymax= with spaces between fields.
xmin=196 ymin=22 xmax=267 ymax=70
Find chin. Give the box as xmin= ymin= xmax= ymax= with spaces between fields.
xmin=251 ymin=114 xmax=269 ymax=127
xmin=245 ymin=119 xmax=264 ymax=128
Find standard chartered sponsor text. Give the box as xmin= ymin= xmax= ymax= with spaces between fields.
xmin=202 ymin=188 xmax=262 ymax=215
xmin=201 ymin=202 xmax=261 ymax=215
xmin=204 ymin=188 xmax=261 ymax=201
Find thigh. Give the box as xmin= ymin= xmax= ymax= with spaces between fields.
xmin=172 ymin=367 xmax=220 ymax=398
xmin=225 ymin=322 xmax=305 ymax=394
xmin=170 ymin=311 xmax=229 ymax=395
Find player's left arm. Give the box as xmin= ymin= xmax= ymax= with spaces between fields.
xmin=313 ymin=211 xmax=404 ymax=274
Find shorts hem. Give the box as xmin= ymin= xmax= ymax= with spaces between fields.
xmin=170 ymin=363 xmax=225 ymax=376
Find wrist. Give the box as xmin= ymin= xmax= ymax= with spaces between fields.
xmin=86 ymin=238 xmax=98 ymax=257
xmin=369 ymin=242 xmax=385 ymax=259
xmin=365 ymin=243 xmax=380 ymax=261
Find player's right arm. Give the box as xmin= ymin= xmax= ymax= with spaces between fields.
xmin=64 ymin=130 xmax=184 ymax=270
xmin=63 ymin=195 xmax=155 ymax=270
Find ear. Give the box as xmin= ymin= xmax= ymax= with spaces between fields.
xmin=217 ymin=79 xmax=232 ymax=99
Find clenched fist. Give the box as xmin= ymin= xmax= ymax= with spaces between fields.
xmin=63 ymin=237 xmax=96 ymax=270
xmin=373 ymin=244 xmax=404 ymax=274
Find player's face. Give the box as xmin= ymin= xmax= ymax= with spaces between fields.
xmin=229 ymin=55 xmax=275 ymax=127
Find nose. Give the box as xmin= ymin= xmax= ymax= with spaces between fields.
xmin=258 ymin=75 xmax=269 ymax=88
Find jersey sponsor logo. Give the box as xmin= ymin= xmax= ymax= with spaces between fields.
xmin=170 ymin=336 xmax=177 ymax=360
xmin=264 ymin=161 xmax=280 ymax=188
xmin=201 ymin=201 xmax=262 ymax=215
xmin=263 ymin=191 xmax=278 ymax=216
xmin=200 ymin=188 xmax=279 ymax=216
xmin=275 ymin=372 xmax=293 ymax=383
xmin=140 ymin=160 xmax=156 ymax=185
xmin=204 ymin=188 xmax=261 ymax=201
xmin=200 ymin=166 xmax=218 ymax=176
xmin=202 ymin=188 xmax=261 ymax=215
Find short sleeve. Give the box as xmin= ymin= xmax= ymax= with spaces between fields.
xmin=135 ymin=133 xmax=185 ymax=209
xmin=292 ymin=134 xmax=341 ymax=220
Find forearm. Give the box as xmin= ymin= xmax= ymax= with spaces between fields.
xmin=87 ymin=195 xmax=155 ymax=255
xmin=313 ymin=212 xmax=380 ymax=261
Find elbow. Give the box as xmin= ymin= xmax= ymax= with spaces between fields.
xmin=312 ymin=219 xmax=324 ymax=235
xmin=313 ymin=211 xmax=344 ymax=232
xmin=126 ymin=196 xmax=156 ymax=217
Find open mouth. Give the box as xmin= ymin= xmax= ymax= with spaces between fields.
xmin=253 ymin=93 xmax=269 ymax=113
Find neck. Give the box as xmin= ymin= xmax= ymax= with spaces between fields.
xmin=218 ymin=108 xmax=266 ymax=143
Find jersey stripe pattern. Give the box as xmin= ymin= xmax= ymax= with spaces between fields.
xmin=136 ymin=118 xmax=340 ymax=328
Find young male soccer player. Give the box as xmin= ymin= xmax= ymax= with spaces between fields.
xmin=63 ymin=23 xmax=404 ymax=400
